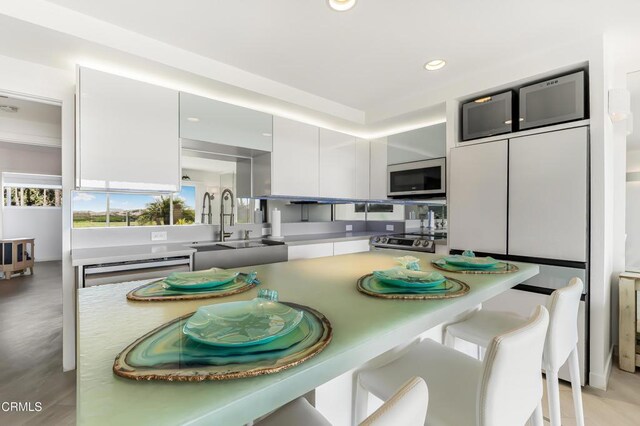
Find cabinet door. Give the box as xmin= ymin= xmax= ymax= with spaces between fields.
xmin=77 ymin=68 xmax=180 ymax=192
xmin=179 ymin=92 xmax=272 ymax=152
xmin=449 ymin=140 xmax=508 ymax=254
xmin=288 ymin=243 xmax=334 ymax=260
xmin=333 ymin=239 xmax=370 ymax=255
xmin=508 ymin=127 xmax=588 ymax=261
xmin=369 ymin=137 xmax=388 ymax=199
xmin=387 ymin=123 xmax=446 ymax=165
xmin=319 ymin=129 xmax=356 ymax=198
xmin=272 ymin=116 xmax=319 ymax=197
xmin=355 ymin=139 xmax=370 ymax=199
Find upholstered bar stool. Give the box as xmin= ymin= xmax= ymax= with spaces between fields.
xmin=444 ymin=278 xmax=584 ymax=426
xmin=256 ymin=376 xmax=428 ymax=426
xmin=355 ymin=305 xmax=549 ymax=426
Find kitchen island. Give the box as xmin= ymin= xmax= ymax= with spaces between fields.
xmin=77 ymin=250 xmax=538 ymax=425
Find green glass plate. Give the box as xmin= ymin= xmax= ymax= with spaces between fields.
xmin=372 ymin=267 xmax=446 ymax=288
xmin=443 ymin=255 xmax=498 ymax=269
xmin=432 ymin=258 xmax=519 ymax=274
xmin=183 ymin=299 xmax=304 ymax=347
xmin=127 ymin=275 xmax=256 ymax=302
xmin=113 ymin=303 xmax=332 ymax=381
xmin=164 ymin=268 xmax=239 ymax=290
xmin=357 ymin=274 xmax=470 ymax=300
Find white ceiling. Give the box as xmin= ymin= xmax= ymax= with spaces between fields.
xmin=42 ymin=0 xmax=636 ymax=112
xmin=3 ymin=0 xmax=640 ymax=133
xmin=0 ymin=96 xmax=61 ymax=124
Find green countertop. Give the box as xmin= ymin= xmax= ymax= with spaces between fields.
xmin=77 ymin=250 xmax=538 ymax=425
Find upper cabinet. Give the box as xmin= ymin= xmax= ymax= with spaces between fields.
xmin=387 ymin=122 xmax=446 ymax=165
xmin=179 ymin=93 xmax=272 ymax=152
xmin=271 ymin=116 xmax=319 ymax=197
xmin=319 ymin=129 xmax=356 ymax=199
xmin=448 ymin=140 xmax=509 ymax=255
xmin=369 ymin=138 xmax=388 ymax=199
xmin=508 ymin=127 xmax=588 ymax=262
xmin=77 ymin=67 xmax=180 ymax=192
xmin=355 ymin=138 xmax=370 ymax=200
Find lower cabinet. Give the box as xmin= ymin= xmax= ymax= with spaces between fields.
xmin=288 ymin=243 xmax=334 ymax=260
xmin=287 ymin=239 xmax=370 ymax=260
xmin=333 ymin=239 xmax=371 ymax=256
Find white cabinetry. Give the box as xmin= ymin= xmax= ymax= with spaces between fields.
xmin=355 ymin=138 xmax=370 ymax=199
xmin=449 ymin=140 xmax=508 ymax=254
xmin=77 ymin=67 xmax=180 ymax=192
xmin=288 ymin=243 xmax=334 ymax=260
xmin=319 ymin=129 xmax=356 ymax=198
xmin=387 ymin=123 xmax=446 ymax=165
xmin=369 ymin=138 xmax=388 ymax=199
xmin=333 ymin=239 xmax=370 ymax=255
xmin=288 ymin=239 xmax=371 ymax=260
xmin=508 ymin=127 xmax=588 ymax=261
xmin=271 ymin=116 xmax=319 ymax=197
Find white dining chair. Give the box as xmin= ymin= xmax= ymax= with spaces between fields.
xmin=354 ymin=305 xmax=549 ymax=426
xmin=444 ymin=277 xmax=584 ymax=426
xmin=256 ymin=376 xmax=428 ymax=426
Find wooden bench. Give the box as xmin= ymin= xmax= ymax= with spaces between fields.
xmin=619 ymin=271 xmax=640 ymax=372
xmin=0 ymin=238 xmax=35 ymax=280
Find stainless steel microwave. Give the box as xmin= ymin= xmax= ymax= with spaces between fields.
xmin=461 ymin=91 xmax=514 ymax=141
xmin=387 ymin=158 xmax=446 ymax=198
xmin=519 ymin=71 xmax=586 ymax=130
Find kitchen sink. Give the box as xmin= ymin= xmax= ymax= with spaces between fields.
xmin=190 ymin=239 xmax=288 ymax=270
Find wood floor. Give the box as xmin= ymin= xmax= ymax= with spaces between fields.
xmin=0 ymin=262 xmax=75 ymax=426
xmin=1 ymin=262 xmax=640 ymax=425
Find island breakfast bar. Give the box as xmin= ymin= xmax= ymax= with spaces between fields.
xmin=77 ymin=250 xmax=538 ymax=425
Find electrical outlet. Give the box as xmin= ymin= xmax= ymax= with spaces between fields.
xmin=151 ymin=231 xmax=167 ymax=241
xmin=345 ymin=224 xmax=353 ymax=231
xmin=386 ymin=224 xmax=394 ymax=231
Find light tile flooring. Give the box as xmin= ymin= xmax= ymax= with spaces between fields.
xmin=1 ymin=263 xmax=640 ymax=425
xmin=0 ymin=262 xmax=75 ymax=425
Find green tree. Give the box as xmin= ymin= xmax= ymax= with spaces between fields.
xmin=137 ymin=196 xmax=195 ymax=225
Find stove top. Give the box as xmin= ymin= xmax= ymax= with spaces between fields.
xmin=369 ymin=232 xmax=444 ymax=253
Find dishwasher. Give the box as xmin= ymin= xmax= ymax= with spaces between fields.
xmin=82 ymin=256 xmax=192 ymax=288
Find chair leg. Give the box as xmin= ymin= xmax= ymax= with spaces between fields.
xmin=529 ymin=401 xmax=544 ymax=426
xmin=546 ymin=370 xmax=562 ymax=426
xmin=352 ymin=375 xmax=369 ymax=426
xmin=568 ymin=347 xmax=585 ymax=426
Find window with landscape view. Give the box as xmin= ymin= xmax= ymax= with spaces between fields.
xmin=72 ymin=187 xmax=197 ymax=228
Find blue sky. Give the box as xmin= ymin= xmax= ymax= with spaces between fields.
xmin=72 ymin=186 xmax=196 ymax=212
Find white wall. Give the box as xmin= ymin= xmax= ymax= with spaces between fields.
xmin=3 ymin=207 xmax=62 ymax=261
xmin=0 ymin=142 xmax=61 ymax=174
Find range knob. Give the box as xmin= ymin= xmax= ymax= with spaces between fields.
xmin=422 ymin=240 xmax=432 ymax=247
xmin=412 ymin=240 xmax=421 ymax=247
xmin=381 ymin=237 xmax=389 ymax=244
xmin=372 ymin=237 xmax=380 ymax=243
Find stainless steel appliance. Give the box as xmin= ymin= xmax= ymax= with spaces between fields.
xmin=82 ymin=256 xmax=191 ymax=287
xmin=387 ymin=158 xmax=446 ymax=198
xmin=519 ymin=70 xmax=586 ymax=130
xmin=370 ymin=233 xmax=444 ymax=253
xmin=461 ymin=91 xmax=514 ymax=141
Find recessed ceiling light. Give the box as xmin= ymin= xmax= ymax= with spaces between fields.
xmin=424 ymin=59 xmax=446 ymax=71
xmin=327 ymin=0 xmax=357 ymax=12
xmin=187 ymin=117 xmax=200 ymax=122
xmin=262 ymin=133 xmax=272 ymax=137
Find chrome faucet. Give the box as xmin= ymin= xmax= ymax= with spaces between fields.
xmin=219 ymin=188 xmax=235 ymax=242
xmin=201 ymin=192 xmax=213 ymax=224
